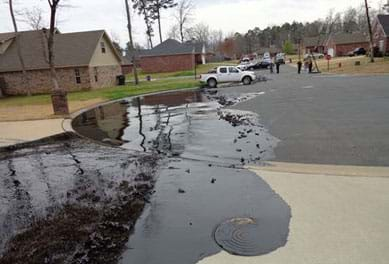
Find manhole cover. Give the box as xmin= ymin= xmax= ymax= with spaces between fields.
xmin=214 ymin=217 xmax=273 ymax=256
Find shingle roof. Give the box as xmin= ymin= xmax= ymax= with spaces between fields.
xmin=330 ymin=32 xmax=368 ymax=45
xmin=140 ymin=39 xmax=205 ymax=57
xmin=0 ymin=32 xmax=15 ymax=43
xmin=303 ymin=36 xmax=327 ymax=47
xmin=0 ymin=29 xmax=119 ymax=73
xmin=377 ymin=14 xmax=389 ymax=36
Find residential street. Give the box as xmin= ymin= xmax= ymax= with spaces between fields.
xmin=222 ymin=65 xmax=389 ymax=166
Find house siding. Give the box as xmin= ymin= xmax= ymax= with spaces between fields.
xmin=335 ymin=42 xmax=370 ymax=56
xmin=140 ymin=54 xmax=195 ymax=73
xmin=373 ymin=21 xmax=389 ymax=54
xmin=0 ymin=67 xmax=91 ymax=95
xmin=90 ymin=65 xmax=122 ymax=89
xmin=326 ymin=38 xmax=369 ymax=57
xmin=89 ymin=35 xmax=121 ymax=67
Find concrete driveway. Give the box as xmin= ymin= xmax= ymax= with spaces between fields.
xmin=198 ymin=66 xmax=389 ymax=263
xmin=198 ymin=162 xmax=389 ymax=264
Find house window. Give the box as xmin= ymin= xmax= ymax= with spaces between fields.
xmin=75 ymin=68 xmax=81 ymax=84
xmin=94 ymin=67 xmax=98 ymax=82
xmin=100 ymin=42 xmax=106 ymax=53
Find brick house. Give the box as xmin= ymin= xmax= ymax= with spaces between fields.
xmin=0 ymin=29 xmax=122 ymax=95
xmin=372 ymin=14 xmax=389 ymax=55
xmin=139 ymin=39 xmax=211 ymax=73
xmin=121 ymin=49 xmax=149 ymax=75
xmin=303 ymin=36 xmax=327 ymax=54
xmin=325 ymin=32 xmax=369 ymax=57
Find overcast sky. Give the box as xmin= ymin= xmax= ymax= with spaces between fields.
xmin=0 ymin=0 xmax=385 ymax=48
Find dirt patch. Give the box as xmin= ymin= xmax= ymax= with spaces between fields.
xmin=0 ymin=99 xmax=104 ymax=121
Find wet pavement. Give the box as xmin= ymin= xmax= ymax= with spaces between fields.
xmin=1 ymin=85 xmax=291 ymax=263
xmin=224 ymin=65 xmax=389 ymax=166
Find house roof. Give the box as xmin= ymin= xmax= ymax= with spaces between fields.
xmin=0 ymin=32 xmax=15 ymax=43
xmin=0 ymin=29 xmax=121 ymax=73
xmin=377 ymin=14 xmax=389 ymax=36
xmin=330 ymin=32 xmax=368 ymax=45
xmin=140 ymin=39 xmax=205 ymax=57
xmin=303 ymin=36 xmax=327 ymax=47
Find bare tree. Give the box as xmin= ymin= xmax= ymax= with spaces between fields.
xmin=132 ymin=0 xmax=155 ymax=48
xmin=8 ymin=0 xmax=31 ymax=96
xmin=150 ymin=0 xmax=177 ymax=44
xmin=125 ymin=0 xmax=139 ymax=85
xmin=190 ymin=23 xmax=210 ymax=44
xmin=47 ymin=0 xmax=69 ymax=115
xmin=209 ymin=29 xmax=223 ymax=52
xmin=167 ymin=24 xmax=180 ymax=40
xmin=174 ymin=0 xmax=193 ymax=42
xmin=23 ymin=6 xmax=46 ymax=30
xmin=365 ymin=0 xmax=375 ymax=62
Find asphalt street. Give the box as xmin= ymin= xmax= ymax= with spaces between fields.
xmin=224 ymin=65 xmax=389 ymax=166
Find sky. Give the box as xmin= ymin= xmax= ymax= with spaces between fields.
xmin=0 ymin=0 xmax=385 ymax=48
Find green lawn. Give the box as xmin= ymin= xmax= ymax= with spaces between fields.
xmin=128 ymin=61 xmax=239 ymax=80
xmin=0 ymin=78 xmax=200 ymax=107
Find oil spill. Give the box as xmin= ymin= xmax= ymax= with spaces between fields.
xmin=73 ymin=89 xmax=291 ymax=263
xmin=119 ymin=158 xmax=290 ymax=264
xmin=0 ymin=134 xmax=160 ymax=263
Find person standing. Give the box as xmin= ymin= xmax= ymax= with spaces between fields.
xmin=297 ymin=61 xmax=302 ymax=74
xmin=276 ymin=60 xmax=280 ymax=74
xmin=308 ymin=57 xmax=313 ymax=73
xmin=269 ymin=58 xmax=274 ymax=74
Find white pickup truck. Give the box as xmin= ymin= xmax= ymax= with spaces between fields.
xmin=200 ymin=66 xmax=257 ymax=88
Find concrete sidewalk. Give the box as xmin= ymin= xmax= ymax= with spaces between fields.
xmin=0 ymin=119 xmax=71 ymax=147
xmin=198 ymin=162 xmax=389 ymax=264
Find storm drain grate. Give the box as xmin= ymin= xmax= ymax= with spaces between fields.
xmin=214 ymin=217 xmax=272 ymax=256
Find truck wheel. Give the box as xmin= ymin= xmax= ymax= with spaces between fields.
xmin=242 ymin=76 xmax=252 ymax=85
xmin=207 ymin=78 xmax=217 ymax=88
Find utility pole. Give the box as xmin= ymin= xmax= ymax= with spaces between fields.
xmin=365 ymin=0 xmax=375 ymax=63
xmin=125 ymin=0 xmax=139 ymax=85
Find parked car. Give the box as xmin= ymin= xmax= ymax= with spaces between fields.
xmin=246 ymin=61 xmax=271 ymax=70
xmin=347 ymin=47 xmax=366 ymax=56
xmin=240 ymin=57 xmax=251 ymax=64
xmin=263 ymin=52 xmax=271 ymax=59
xmin=304 ymin=53 xmax=324 ymax=59
xmin=276 ymin=53 xmax=285 ymax=64
xmin=200 ymin=66 xmax=257 ymax=88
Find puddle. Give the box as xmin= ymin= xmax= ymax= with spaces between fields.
xmin=72 ymin=90 xmax=276 ymax=165
xmin=72 ymin=89 xmax=291 ymax=263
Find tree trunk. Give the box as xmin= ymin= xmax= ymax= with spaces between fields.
xmin=9 ymin=0 xmax=31 ymax=96
xmin=48 ymin=5 xmax=60 ymax=92
xmin=365 ymin=0 xmax=375 ymax=63
xmin=157 ymin=9 xmax=163 ymax=43
xmin=180 ymin=23 xmax=184 ymax=43
xmin=48 ymin=1 xmax=69 ymax=115
xmin=125 ymin=0 xmax=139 ymax=85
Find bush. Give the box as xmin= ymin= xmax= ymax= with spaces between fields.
xmin=283 ymin=40 xmax=295 ymax=55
